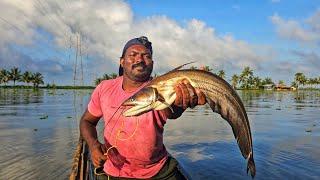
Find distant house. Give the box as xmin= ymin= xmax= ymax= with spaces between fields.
xmin=275 ymin=84 xmax=296 ymax=91
xmin=262 ymin=84 xmax=274 ymax=90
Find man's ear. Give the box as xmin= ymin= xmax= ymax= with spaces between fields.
xmin=120 ymin=58 xmax=124 ymax=67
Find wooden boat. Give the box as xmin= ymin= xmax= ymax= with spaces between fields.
xmin=69 ymin=137 xmax=190 ymax=180
xmin=69 ymin=137 xmax=90 ymax=180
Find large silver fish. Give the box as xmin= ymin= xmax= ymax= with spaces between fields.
xmin=122 ymin=69 xmax=256 ymax=177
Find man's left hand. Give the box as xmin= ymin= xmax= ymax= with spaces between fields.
xmin=174 ymin=79 xmax=206 ymax=109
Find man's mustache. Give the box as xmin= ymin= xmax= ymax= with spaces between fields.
xmin=132 ymin=62 xmax=147 ymax=69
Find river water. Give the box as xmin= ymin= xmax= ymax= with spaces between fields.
xmin=0 ymin=89 xmax=319 ymax=179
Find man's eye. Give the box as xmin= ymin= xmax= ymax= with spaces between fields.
xmin=144 ymin=55 xmax=151 ymax=59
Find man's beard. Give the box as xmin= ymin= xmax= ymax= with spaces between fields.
xmin=126 ymin=62 xmax=153 ymax=82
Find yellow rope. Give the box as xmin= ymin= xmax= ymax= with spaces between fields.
xmin=101 ymin=107 xmax=140 ymax=178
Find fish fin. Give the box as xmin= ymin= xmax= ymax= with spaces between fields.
xmin=169 ymin=61 xmax=196 ymax=72
xmin=247 ymin=152 xmax=256 ymax=178
xmin=157 ymin=94 xmax=174 ymax=113
xmin=207 ymin=95 xmax=256 ymax=178
xmin=206 ymin=97 xmax=220 ymax=113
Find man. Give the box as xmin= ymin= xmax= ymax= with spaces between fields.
xmin=80 ymin=36 xmax=206 ymax=179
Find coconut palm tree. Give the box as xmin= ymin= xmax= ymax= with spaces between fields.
xmin=252 ymin=76 xmax=262 ymax=89
xmin=308 ymin=77 xmax=318 ymax=89
xmin=95 ymin=78 xmax=102 ymax=86
xmin=102 ymin=73 xmax=110 ymax=80
xmin=200 ymin=65 xmax=213 ymax=72
xmin=294 ymin=72 xmax=307 ymax=89
xmin=231 ymin=74 xmax=239 ymax=89
xmin=217 ymin=70 xmax=225 ymax=79
xmin=239 ymin=66 xmax=254 ymax=89
xmin=31 ymin=72 xmax=44 ymax=88
xmin=291 ymin=81 xmax=297 ymax=88
xmin=95 ymin=72 xmax=118 ymax=86
xmin=0 ymin=69 xmax=10 ymax=86
xmin=9 ymin=67 xmax=21 ymax=86
xmin=278 ymin=80 xmax=285 ymax=85
xmin=190 ymin=66 xmax=197 ymax=70
xmin=262 ymin=77 xmax=274 ymax=85
xmin=110 ymin=73 xmax=118 ymax=79
xmin=22 ymin=71 xmax=32 ymax=86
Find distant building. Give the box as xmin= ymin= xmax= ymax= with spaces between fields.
xmin=262 ymin=84 xmax=274 ymax=90
xmin=275 ymin=84 xmax=296 ymax=91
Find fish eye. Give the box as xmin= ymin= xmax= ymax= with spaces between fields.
xmin=130 ymin=98 xmax=134 ymax=102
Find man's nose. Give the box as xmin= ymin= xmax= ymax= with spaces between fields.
xmin=134 ymin=54 xmax=144 ymax=63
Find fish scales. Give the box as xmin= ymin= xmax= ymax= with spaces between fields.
xmin=122 ymin=69 xmax=256 ymax=177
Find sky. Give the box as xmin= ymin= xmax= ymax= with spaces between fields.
xmin=0 ymin=0 xmax=319 ymax=85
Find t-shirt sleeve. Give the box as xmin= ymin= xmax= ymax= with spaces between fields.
xmin=88 ymin=84 xmax=103 ymax=117
xmin=158 ymin=109 xmax=169 ymax=121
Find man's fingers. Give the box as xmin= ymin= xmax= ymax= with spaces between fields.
xmin=100 ymin=144 xmax=107 ymax=154
xmin=90 ymin=142 xmax=107 ymax=167
xmin=184 ymin=82 xmax=198 ymax=108
xmin=93 ymin=155 xmax=107 ymax=167
xmin=93 ymin=157 xmax=101 ymax=167
xmin=179 ymin=83 xmax=190 ymax=109
xmin=175 ymin=79 xmax=206 ymax=109
xmin=195 ymin=89 xmax=206 ymax=105
xmin=100 ymin=154 xmax=108 ymax=161
xmin=174 ymin=84 xmax=183 ymax=107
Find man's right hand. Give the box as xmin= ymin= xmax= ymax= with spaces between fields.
xmin=90 ymin=140 xmax=108 ymax=167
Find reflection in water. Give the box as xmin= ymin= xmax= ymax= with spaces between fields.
xmin=165 ymin=90 xmax=320 ymax=179
xmin=0 ymin=89 xmax=319 ymax=179
xmin=0 ymin=89 xmax=91 ymax=179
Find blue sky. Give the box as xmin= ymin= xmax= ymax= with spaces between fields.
xmin=0 ymin=0 xmax=319 ymax=85
xmin=129 ymin=0 xmax=316 ymax=41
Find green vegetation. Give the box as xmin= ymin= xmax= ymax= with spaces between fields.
xmin=0 ymin=67 xmax=44 ymax=89
xmin=95 ymin=72 xmax=118 ymax=85
xmin=0 ymin=67 xmax=94 ymax=89
xmin=217 ymin=70 xmax=225 ymax=79
xmin=189 ymin=65 xmax=320 ymax=90
xmin=2 ymin=66 xmax=319 ymax=90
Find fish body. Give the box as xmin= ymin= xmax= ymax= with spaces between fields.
xmin=122 ymin=69 xmax=256 ymax=177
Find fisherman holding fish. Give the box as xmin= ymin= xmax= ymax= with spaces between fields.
xmin=80 ymin=36 xmax=207 ymax=179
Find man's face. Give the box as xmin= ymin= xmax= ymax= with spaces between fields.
xmin=120 ymin=44 xmax=153 ymax=82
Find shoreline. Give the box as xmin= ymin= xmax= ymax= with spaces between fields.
xmin=0 ymin=85 xmax=95 ymax=90
xmin=1 ymin=86 xmax=319 ymax=91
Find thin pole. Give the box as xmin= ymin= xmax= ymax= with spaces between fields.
xmin=73 ymin=34 xmax=79 ymax=87
xmin=79 ymin=34 xmax=84 ymax=86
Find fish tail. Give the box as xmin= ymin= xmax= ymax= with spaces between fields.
xmin=247 ymin=152 xmax=256 ymax=178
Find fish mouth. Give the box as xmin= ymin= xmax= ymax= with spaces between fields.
xmin=122 ymin=104 xmax=153 ymax=117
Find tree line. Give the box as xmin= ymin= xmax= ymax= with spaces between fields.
xmin=95 ymin=73 xmax=118 ymax=85
xmin=3 ymin=65 xmax=314 ymax=90
xmin=94 ymin=66 xmax=320 ymax=89
xmin=0 ymin=67 xmax=44 ymax=88
xmin=188 ymin=66 xmax=320 ymax=90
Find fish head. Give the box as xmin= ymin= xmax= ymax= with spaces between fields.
xmin=122 ymin=86 xmax=158 ymax=116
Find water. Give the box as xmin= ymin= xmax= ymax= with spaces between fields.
xmin=0 ymin=89 xmax=319 ymax=179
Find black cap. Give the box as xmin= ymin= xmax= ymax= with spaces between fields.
xmin=119 ymin=36 xmax=152 ymax=76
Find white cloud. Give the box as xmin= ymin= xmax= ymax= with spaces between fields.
xmin=270 ymin=13 xmax=320 ymax=44
xmin=269 ymin=10 xmax=320 ymax=83
xmin=306 ymin=9 xmax=320 ymax=32
xmin=0 ymin=0 xmax=297 ymax=85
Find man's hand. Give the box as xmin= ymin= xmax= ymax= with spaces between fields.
xmin=174 ymin=79 xmax=206 ymax=109
xmin=90 ymin=140 xmax=108 ymax=167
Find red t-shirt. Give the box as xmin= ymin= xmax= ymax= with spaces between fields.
xmin=88 ymin=76 xmax=169 ymax=178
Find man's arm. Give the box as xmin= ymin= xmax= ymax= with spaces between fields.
xmin=79 ymin=109 xmax=107 ymax=167
xmin=163 ymin=79 xmax=206 ymax=119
